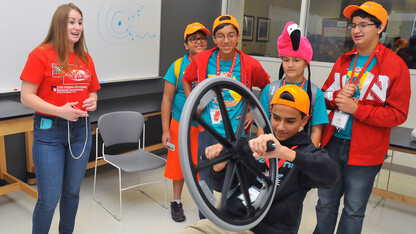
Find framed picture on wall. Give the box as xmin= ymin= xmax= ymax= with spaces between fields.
xmin=256 ymin=17 xmax=270 ymax=42
xmin=242 ymin=15 xmax=254 ymax=41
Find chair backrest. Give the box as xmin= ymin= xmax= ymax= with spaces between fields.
xmin=98 ymin=111 xmax=144 ymax=147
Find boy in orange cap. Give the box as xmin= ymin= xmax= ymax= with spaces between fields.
xmin=161 ymin=22 xmax=210 ymax=222
xmin=176 ymin=85 xmax=338 ymax=233
xmin=181 ymin=15 xmax=270 ymax=219
xmin=314 ymin=2 xmax=411 ymax=233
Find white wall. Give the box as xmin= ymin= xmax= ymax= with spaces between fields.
xmin=238 ymin=0 xmax=302 ymax=57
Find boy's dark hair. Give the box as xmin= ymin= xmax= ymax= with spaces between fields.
xmin=213 ymin=16 xmax=239 ymax=35
xmin=279 ymin=91 xmax=306 ymax=118
xmin=185 ymin=30 xmax=207 ymax=43
xmin=351 ymin=9 xmax=384 ymax=38
xmin=351 ymin=9 xmax=382 ymax=27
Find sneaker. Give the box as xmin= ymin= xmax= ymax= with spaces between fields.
xmin=170 ymin=202 xmax=186 ymax=222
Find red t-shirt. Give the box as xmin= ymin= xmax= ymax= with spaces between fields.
xmin=20 ymin=45 xmax=101 ymax=115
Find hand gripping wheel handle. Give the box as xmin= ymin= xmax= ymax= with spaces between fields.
xmin=179 ymin=77 xmax=278 ymax=232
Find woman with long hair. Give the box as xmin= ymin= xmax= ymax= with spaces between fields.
xmin=20 ymin=3 xmax=100 ymax=233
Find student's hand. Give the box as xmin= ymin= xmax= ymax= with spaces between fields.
xmin=205 ymin=143 xmax=228 ymax=172
xmin=236 ymin=112 xmax=253 ymax=130
xmin=338 ymin=83 xmax=357 ymax=98
xmin=244 ymin=112 xmax=254 ymax=130
xmin=249 ymin=134 xmax=280 ymax=158
xmin=60 ymin=102 xmax=89 ymax=122
xmin=196 ymin=108 xmax=204 ymax=116
xmin=83 ymin=97 xmax=97 ymax=112
xmin=162 ymin=131 xmax=171 ymax=149
xmin=334 ymin=95 xmax=358 ymax=114
xmin=257 ymin=128 xmax=265 ymax=136
xmin=249 ymin=134 xmax=296 ymax=161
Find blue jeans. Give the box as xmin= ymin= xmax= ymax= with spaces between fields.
xmin=197 ymin=130 xmax=218 ymax=219
xmin=32 ymin=113 xmax=91 ymax=234
xmin=314 ymin=137 xmax=382 ymax=234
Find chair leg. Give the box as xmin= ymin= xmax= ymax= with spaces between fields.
xmin=137 ymin=178 xmax=168 ymax=209
xmin=93 ymin=130 xmax=99 ymax=198
xmin=94 ymin=165 xmax=168 ymax=220
xmin=118 ymin=168 xmax=123 ymax=219
xmin=93 ymin=158 xmax=98 ymax=198
xmin=92 ymin=165 xmax=123 ymax=221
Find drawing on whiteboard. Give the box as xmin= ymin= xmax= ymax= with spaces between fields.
xmin=98 ymin=0 xmax=156 ymax=45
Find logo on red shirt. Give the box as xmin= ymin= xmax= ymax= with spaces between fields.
xmin=51 ymin=63 xmax=91 ymax=84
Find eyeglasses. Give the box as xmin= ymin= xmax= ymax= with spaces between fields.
xmin=349 ymin=23 xmax=376 ymax=30
xmin=215 ymin=33 xmax=237 ymax=41
xmin=188 ymin=36 xmax=207 ymax=44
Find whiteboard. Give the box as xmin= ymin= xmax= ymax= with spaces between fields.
xmin=0 ymin=0 xmax=161 ymax=93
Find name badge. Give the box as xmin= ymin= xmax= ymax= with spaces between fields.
xmin=237 ymin=186 xmax=260 ymax=205
xmin=331 ymin=111 xmax=349 ymax=130
xmin=210 ymin=109 xmax=222 ymax=125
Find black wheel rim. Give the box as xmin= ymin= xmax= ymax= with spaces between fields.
xmin=179 ymin=77 xmax=278 ymax=232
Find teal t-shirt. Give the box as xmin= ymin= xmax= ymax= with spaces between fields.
xmin=201 ymin=50 xmax=243 ymax=138
xmin=334 ymin=54 xmax=377 ymax=139
xmin=259 ymin=78 xmax=329 ymax=127
xmin=163 ymin=53 xmax=194 ymax=122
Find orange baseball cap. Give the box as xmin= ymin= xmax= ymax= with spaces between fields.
xmin=212 ymin=15 xmax=240 ymax=34
xmin=270 ymin=85 xmax=310 ymax=115
xmin=343 ymin=1 xmax=388 ymax=26
xmin=184 ymin=22 xmax=210 ymax=41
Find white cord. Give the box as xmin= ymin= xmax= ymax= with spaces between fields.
xmin=67 ymin=117 xmax=89 ymax=159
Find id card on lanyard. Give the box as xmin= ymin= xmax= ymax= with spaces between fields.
xmin=210 ymin=51 xmax=238 ymax=124
xmin=331 ymin=49 xmax=376 ymax=130
xmin=332 ymin=111 xmax=349 ymax=130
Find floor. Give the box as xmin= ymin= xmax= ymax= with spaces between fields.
xmin=1 ymin=159 xmax=416 ymax=234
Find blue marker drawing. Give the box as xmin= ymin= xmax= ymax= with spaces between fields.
xmin=98 ymin=0 xmax=156 ymax=45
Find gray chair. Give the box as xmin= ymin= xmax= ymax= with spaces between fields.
xmin=93 ymin=111 xmax=167 ymax=220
